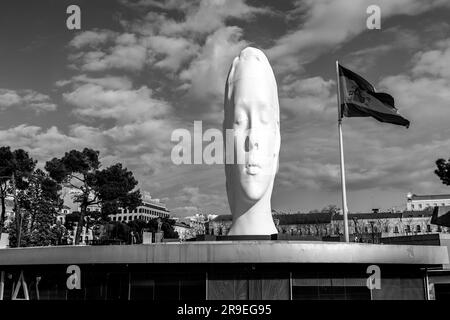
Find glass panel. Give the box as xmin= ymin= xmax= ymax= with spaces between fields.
xmin=84 ymin=271 xmax=107 ymax=300
xmin=130 ymin=272 xmax=154 ymax=300
xmin=180 ymin=277 xmax=205 ymax=300
xmin=154 ymin=276 xmax=179 ymax=300
xmin=106 ymin=272 xmax=129 ymax=300
xmin=34 ymin=271 xmax=67 ymax=300
xmin=293 ymin=271 xmax=371 ymax=300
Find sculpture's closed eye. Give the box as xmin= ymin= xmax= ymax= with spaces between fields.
xmin=235 ymin=115 xmax=248 ymax=127
xmin=260 ymin=111 xmax=270 ymax=124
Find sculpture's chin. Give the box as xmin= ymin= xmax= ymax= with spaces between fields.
xmin=240 ymin=183 xmax=267 ymax=202
xmin=228 ymin=223 xmax=278 ymax=236
xmin=238 ymin=170 xmax=274 ymax=203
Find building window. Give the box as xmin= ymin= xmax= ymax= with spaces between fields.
xmin=419 ymin=204 xmax=422 ymax=209
xmin=416 ymin=225 xmax=421 ymax=233
xmin=406 ymin=225 xmax=411 ymax=233
xmin=364 ymin=227 xmax=368 ymax=233
xmin=427 ymin=225 xmax=431 ymax=232
xmin=118 ymin=217 xmax=122 ymax=221
xmin=411 ymin=204 xmax=415 ymax=209
xmin=394 ymin=226 xmax=399 ymax=233
xmin=384 ymin=226 xmax=389 ymax=233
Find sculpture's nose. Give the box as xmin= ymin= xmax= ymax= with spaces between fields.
xmin=245 ymin=130 xmax=259 ymax=152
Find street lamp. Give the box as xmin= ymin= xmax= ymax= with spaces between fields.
xmin=352 ymin=217 xmax=359 ymax=242
xmin=0 ymin=173 xmax=22 ymax=247
xmin=369 ymin=221 xmax=375 ymax=244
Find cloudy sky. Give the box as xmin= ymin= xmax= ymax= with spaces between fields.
xmin=1 ymin=0 xmax=450 ymax=217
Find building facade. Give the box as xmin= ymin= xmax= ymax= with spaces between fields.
xmin=55 ymin=205 xmax=71 ymax=225
xmin=108 ymin=197 xmax=170 ymax=223
xmin=407 ymin=193 xmax=450 ymax=211
xmin=0 ymin=242 xmax=447 ymax=300
xmin=173 ymin=222 xmax=192 ymax=241
xmin=209 ymin=209 xmax=450 ymax=242
xmin=1 ymin=198 xmax=14 ymax=227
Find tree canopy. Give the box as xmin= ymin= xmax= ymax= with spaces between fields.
xmin=7 ymin=169 xmax=64 ymax=247
xmin=45 ymin=148 xmax=142 ymax=244
xmin=0 ymin=147 xmax=36 ymax=234
xmin=435 ymin=158 xmax=450 ymax=186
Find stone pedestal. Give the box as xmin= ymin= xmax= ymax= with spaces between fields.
xmin=142 ymin=231 xmax=152 ymax=244
xmin=154 ymin=232 xmax=163 ymax=243
xmin=0 ymin=233 xmax=9 ymax=248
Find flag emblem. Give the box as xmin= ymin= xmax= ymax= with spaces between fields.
xmin=338 ymin=64 xmax=410 ymax=128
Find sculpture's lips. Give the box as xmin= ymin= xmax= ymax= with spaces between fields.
xmin=245 ymin=163 xmax=261 ymax=175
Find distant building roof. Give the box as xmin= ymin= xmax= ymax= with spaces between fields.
xmin=211 ymin=212 xmax=334 ymax=225
xmin=174 ymin=222 xmax=191 ymax=228
xmin=210 ymin=209 xmax=434 ymax=225
xmin=333 ymin=209 xmax=434 ymax=221
xmin=211 ymin=215 xmax=232 ymax=222
xmin=274 ymin=212 xmax=333 ymax=225
xmin=410 ymin=194 xmax=450 ymax=201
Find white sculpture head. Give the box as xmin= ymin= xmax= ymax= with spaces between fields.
xmin=223 ymin=47 xmax=280 ymax=235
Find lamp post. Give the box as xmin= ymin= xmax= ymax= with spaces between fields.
xmin=370 ymin=221 xmax=375 ymax=244
xmin=352 ymin=217 xmax=359 ymax=242
xmin=0 ymin=173 xmax=22 ymax=247
xmin=0 ymin=175 xmax=10 ymax=235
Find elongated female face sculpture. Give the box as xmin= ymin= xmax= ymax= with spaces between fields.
xmin=223 ymin=47 xmax=280 ymax=235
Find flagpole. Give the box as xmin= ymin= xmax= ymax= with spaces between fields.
xmin=336 ymin=60 xmax=350 ymax=243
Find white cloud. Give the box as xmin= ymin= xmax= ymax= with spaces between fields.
xmin=126 ymin=0 xmax=269 ymax=36
xmin=146 ymin=35 xmax=200 ymax=72
xmin=266 ymin=0 xmax=450 ymax=73
xmin=70 ymin=33 xmax=148 ymax=72
xmin=168 ymin=185 xmax=228 ymax=217
xmin=69 ymin=29 xmax=118 ymax=49
xmin=0 ymin=89 xmax=21 ymax=107
xmin=32 ymin=0 xmax=450 ymax=214
xmin=178 ymin=26 xmax=248 ymax=119
xmin=412 ymin=39 xmax=450 ymax=78
xmin=0 ymin=120 xmax=178 ymax=195
xmin=0 ymin=89 xmax=56 ymax=112
xmin=63 ymin=83 xmax=171 ymax=123
xmin=57 ymin=75 xmax=133 ymax=90
xmin=68 ymin=0 xmax=269 ymax=74
xmin=278 ymin=76 xmax=336 ymax=130
xmin=0 ymin=125 xmax=97 ymax=164
xmin=275 ymin=37 xmax=450 ymax=196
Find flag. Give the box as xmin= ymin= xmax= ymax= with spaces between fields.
xmin=338 ymin=64 xmax=410 ymax=128
xmin=431 ymin=205 xmax=450 ymax=227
